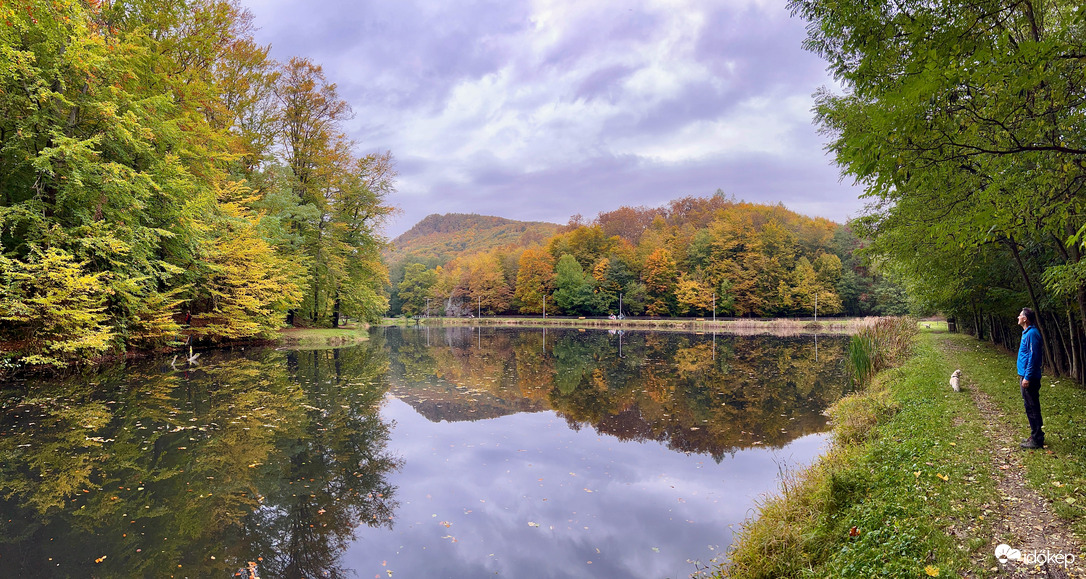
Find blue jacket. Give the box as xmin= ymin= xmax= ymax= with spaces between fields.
xmin=1017 ymin=325 xmax=1043 ymax=381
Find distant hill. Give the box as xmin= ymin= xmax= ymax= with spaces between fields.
xmin=385 ymin=213 xmax=562 ymax=265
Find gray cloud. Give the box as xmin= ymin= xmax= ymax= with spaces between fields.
xmin=342 ymin=396 xmax=825 ymax=577
xmin=244 ymin=0 xmax=863 ymax=238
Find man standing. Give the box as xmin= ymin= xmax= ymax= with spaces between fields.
xmin=1017 ymin=307 xmax=1045 ymax=449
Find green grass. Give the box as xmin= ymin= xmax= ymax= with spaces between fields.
xmin=919 ymin=320 xmax=950 ymax=332
xmin=940 ymin=336 xmax=1086 ymax=538
xmin=720 ymin=332 xmax=1000 ymax=578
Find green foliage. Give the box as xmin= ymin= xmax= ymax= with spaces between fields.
xmin=0 ymin=246 xmax=114 ymax=365
xmin=846 ymin=317 xmax=919 ymax=387
xmin=398 ymin=263 xmax=438 ymax=316
xmin=846 ymin=334 xmax=876 ymax=389
xmin=0 ymin=0 xmax=396 ymax=368
xmin=794 ymin=0 xmax=1086 ymax=378
xmin=828 ymin=385 xmax=900 ymax=445
xmin=553 ymin=254 xmax=600 ymax=315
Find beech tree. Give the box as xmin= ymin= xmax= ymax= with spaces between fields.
xmin=514 ymin=248 xmax=555 ymax=314
xmin=0 ymin=0 xmax=394 ymax=370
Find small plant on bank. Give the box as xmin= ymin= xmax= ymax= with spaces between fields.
xmin=846 ymin=317 xmax=919 ymax=387
xmin=846 ymin=333 xmax=876 ymax=388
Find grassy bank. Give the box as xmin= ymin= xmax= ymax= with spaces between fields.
xmin=952 ymin=335 xmax=1086 ymax=537
xmin=721 ymin=330 xmax=998 ymax=577
xmin=720 ymin=328 xmax=1086 ymax=577
xmin=380 ymin=316 xmax=875 ymax=335
xmin=277 ymin=325 xmax=369 ymax=348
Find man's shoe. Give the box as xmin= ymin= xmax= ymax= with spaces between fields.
xmin=1020 ymin=438 xmax=1043 ymax=449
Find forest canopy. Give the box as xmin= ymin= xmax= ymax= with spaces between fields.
xmin=790 ymin=0 xmax=1086 ymax=382
xmin=389 ymin=194 xmax=909 ymax=319
xmin=0 ymin=0 xmax=395 ymax=368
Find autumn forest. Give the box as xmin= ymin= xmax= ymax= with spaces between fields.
xmin=0 ymin=0 xmax=910 ymax=374
xmin=1 ymin=0 xmax=394 ymax=368
xmin=387 ymin=198 xmax=909 ymax=320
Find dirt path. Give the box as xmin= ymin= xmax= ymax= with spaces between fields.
xmin=946 ymin=337 xmax=1086 ymax=578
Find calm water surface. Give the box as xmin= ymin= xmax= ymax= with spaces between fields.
xmin=0 ymin=327 xmax=849 ymax=578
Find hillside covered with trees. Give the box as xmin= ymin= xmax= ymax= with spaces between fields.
xmin=0 ymin=0 xmax=394 ymax=370
xmin=386 ymin=213 xmax=561 ymax=266
xmin=390 ymin=193 xmax=908 ymax=319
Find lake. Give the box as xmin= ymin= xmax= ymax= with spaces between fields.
xmin=0 ymin=326 xmax=850 ymax=578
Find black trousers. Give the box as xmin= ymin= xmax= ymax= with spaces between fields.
xmin=1022 ymin=376 xmax=1044 ymax=443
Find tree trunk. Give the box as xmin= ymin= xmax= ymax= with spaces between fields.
xmin=1049 ymin=311 xmax=1070 ymax=376
xmin=1006 ymin=239 xmax=1056 ymax=372
xmin=1068 ymin=310 xmax=1079 ymax=382
xmin=971 ymin=300 xmax=982 ymax=340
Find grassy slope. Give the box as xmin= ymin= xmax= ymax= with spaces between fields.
xmin=719 ymin=329 xmax=1086 ymax=577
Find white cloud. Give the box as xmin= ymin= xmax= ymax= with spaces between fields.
xmin=244 ymin=0 xmax=864 ymax=236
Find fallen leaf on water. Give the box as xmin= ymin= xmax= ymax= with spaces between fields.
xmin=95 ymin=556 xmax=107 ymax=563
xmin=528 ymin=521 xmax=540 ymax=527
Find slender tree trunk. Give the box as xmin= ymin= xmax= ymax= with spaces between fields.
xmin=1007 ymin=239 xmax=1056 ymax=371
xmin=1049 ymin=311 xmax=1070 ymax=376
xmin=1065 ymin=237 xmax=1086 ymax=358
xmin=1053 ymin=231 xmax=1086 ymax=382
xmin=971 ymin=300 xmax=982 ymax=339
xmin=1067 ymin=310 xmax=1079 ymax=382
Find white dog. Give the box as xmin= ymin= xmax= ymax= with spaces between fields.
xmin=950 ymin=369 xmax=961 ymax=392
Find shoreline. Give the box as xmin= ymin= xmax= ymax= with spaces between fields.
xmin=717 ymin=328 xmax=1086 ymax=577
xmin=380 ymin=315 xmax=882 ymax=335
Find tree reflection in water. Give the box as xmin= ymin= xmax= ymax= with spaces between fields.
xmin=0 ymin=343 xmax=399 ymax=578
xmin=383 ymin=326 xmax=849 ymax=460
xmin=0 ymin=327 xmax=848 ymax=577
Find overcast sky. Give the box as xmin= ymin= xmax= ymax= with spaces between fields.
xmin=243 ymin=0 xmax=864 ymax=238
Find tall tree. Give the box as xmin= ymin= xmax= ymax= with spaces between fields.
xmin=553 ymin=254 xmax=599 ymax=315
xmin=514 ymin=248 xmax=556 ymax=314
xmin=794 ymin=0 xmax=1086 ymax=350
